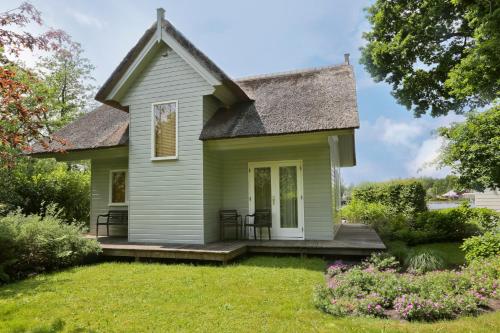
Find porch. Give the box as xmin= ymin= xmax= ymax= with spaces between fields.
xmin=91 ymin=224 xmax=386 ymax=263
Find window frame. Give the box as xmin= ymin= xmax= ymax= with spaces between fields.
xmin=151 ymin=100 xmax=179 ymax=161
xmin=108 ymin=169 xmax=128 ymax=206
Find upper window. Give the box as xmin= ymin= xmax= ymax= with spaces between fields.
xmin=152 ymin=101 xmax=178 ymax=159
xmin=109 ymin=170 xmax=127 ymax=205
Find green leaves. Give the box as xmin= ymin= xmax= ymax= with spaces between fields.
xmin=438 ymin=105 xmax=500 ymax=190
xmin=361 ymin=0 xmax=499 ymax=116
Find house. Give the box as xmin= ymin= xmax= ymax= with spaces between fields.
xmin=32 ymin=9 xmax=361 ymax=247
xmin=473 ymin=189 xmax=500 ymax=212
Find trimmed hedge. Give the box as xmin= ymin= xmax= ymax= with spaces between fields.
xmin=351 ymin=180 xmax=427 ymax=216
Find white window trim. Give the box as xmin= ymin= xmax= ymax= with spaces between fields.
xmin=151 ymin=100 xmax=179 ymax=161
xmin=108 ymin=169 xmax=128 ymax=206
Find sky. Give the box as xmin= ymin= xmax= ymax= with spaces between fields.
xmin=2 ymin=0 xmax=463 ymax=185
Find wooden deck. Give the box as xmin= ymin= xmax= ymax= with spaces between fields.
xmin=90 ymin=224 xmax=385 ymax=263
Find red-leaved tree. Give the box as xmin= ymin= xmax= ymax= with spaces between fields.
xmin=0 ymin=2 xmax=71 ymax=167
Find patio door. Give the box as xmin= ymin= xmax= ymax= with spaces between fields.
xmin=248 ymin=161 xmax=304 ymax=240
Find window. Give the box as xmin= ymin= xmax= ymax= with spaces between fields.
xmin=109 ymin=170 xmax=127 ymax=205
xmin=152 ymin=101 xmax=178 ymax=159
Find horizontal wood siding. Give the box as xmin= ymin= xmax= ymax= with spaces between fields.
xmin=90 ymin=158 xmax=128 ymax=236
xmin=220 ymin=145 xmax=334 ymax=240
xmin=122 ymin=43 xmax=213 ymax=243
xmin=475 ymin=190 xmax=500 ymax=212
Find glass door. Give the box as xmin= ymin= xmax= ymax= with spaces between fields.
xmin=248 ymin=161 xmax=304 ymax=240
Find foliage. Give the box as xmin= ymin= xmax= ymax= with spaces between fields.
xmin=315 ymin=256 xmax=499 ymax=322
xmin=0 ymin=158 xmax=90 ymax=224
xmin=438 ymin=105 xmax=500 ymax=191
xmin=0 ymin=208 xmax=101 ymax=282
xmin=351 ymin=180 xmax=427 ymax=216
xmin=0 ymin=2 xmax=72 ymax=167
xmin=405 ymin=249 xmax=446 ymax=274
xmin=362 ymin=252 xmax=400 ymax=272
xmin=410 ymin=242 xmax=466 ymax=267
xmin=36 ymin=40 xmax=97 ymax=131
xmin=0 ymin=258 xmax=499 ymax=332
xmin=340 ymin=199 xmax=401 ymax=225
xmin=461 ymin=232 xmax=500 ymax=262
xmin=361 ymin=0 xmax=500 ymax=117
xmin=418 ymin=175 xmax=460 ymax=198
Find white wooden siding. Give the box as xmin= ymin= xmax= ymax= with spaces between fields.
xmin=122 ymin=43 xmax=213 ymax=243
xmin=475 ymin=189 xmax=500 ymax=212
xmin=90 ymin=157 xmax=128 ymax=236
xmin=220 ymin=145 xmax=334 ymax=240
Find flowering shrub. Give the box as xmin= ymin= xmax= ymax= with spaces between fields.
xmin=326 ymin=260 xmax=351 ymax=277
xmin=314 ymin=256 xmax=499 ymax=322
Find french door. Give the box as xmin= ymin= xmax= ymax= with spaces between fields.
xmin=248 ymin=160 xmax=304 ymax=240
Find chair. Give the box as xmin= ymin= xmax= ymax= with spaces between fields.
xmin=96 ymin=210 xmax=128 ymax=237
xmin=219 ymin=210 xmax=242 ymax=241
xmin=244 ymin=209 xmax=272 ymax=240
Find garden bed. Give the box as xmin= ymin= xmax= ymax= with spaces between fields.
xmin=314 ymin=255 xmax=500 ymax=322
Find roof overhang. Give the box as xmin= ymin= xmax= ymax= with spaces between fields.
xmin=95 ymin=10 xmax=250 ymax=110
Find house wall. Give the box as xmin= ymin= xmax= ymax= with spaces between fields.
xmin=220 ymin=144 xmax=334 ymax=240
xmin=203 ymin=96 xmax=224 ymax=243
xmin=90 ymin=157 xmax=128 ymax=236
xmin=122 ymin=43 xmax=214 ymax=243
xmin=475 ymin=189 xmax=500 ymax=212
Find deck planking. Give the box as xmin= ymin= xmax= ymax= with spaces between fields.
xmin=89 ymin=224 xmax=385 ymax=263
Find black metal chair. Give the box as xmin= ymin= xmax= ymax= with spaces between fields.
xmin=244 ymin=209 xmax=272 ymax=240
xmin=219 ymin=210 xmax=242 ymax=241
xmin=96 ymin=210 xmax=128 ymax=237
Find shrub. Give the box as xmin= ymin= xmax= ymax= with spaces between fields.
xmin=340 ymin=200 xmax=392 ymax=224
xmin=362 ymin=252 xmax=400 ymax=272
xmin=461 ymin=232 xmax=500 ymax=262
xmin=405 ymin=250 xmax=446 ymax=274
xmin=0 ymin=209 xmax=101 ymax=282
xmin=351 ymin=180 xmax=427 ymax=216
xmin=0 ymin=158 xmax=90 ymax=224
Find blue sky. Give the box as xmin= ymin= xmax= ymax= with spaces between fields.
xmin=4 ymin=0 xmax=461 ymax=185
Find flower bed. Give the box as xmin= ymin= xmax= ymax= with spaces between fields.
xmin=314 ymin=256 xmax=499 ymax=322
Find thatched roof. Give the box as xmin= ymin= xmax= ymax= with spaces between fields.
xmin=31 ymin=105 xmax=128 ymax=154
xmin=200 ymin=65 xmax=359 ymax=140
xmin=95 ymin=18 xmax=249 ymax=109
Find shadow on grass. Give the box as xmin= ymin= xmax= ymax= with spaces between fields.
xmin=235 ymin=254 xmax=327 ymax=271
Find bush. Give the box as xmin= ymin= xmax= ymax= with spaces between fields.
xmin=405 ymin=250 xmax=446 ymax=274
xmin=363 ymin=252 xmax=400 ymax=272
xmin=0 ymin=158 xmax=90 ymax=224
xmin=351 ymin=180 xmax=427 ymax=216
xmin=0 ymin=209 xmax=101 ymax=282
xmin=461 ymin=232 xmax=500 ymax=262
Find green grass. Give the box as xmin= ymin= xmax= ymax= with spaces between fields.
xmin=387 ymin=241 xmax=466 ymax=268
xmin=0 ymin=256 xmax=498 ymax=332
xmin=412 ymin=242 xmax=466 ymax=267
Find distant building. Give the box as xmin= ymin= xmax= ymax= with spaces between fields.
xmin=474 ymin=189 xmax=500 ymax=212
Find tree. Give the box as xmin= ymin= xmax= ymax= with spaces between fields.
xmin=361 ymin=0 xmax=500 ymax=117
xmin=438 ymin=105 xmax=500 ymax=190
xmin=36 ymin=41 xmax=96 ymax=131
xmin=0 ymin=2 xmax=71 ymax=167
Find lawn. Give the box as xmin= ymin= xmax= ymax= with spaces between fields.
xmin=0 ymin=256 xmax=498 ymax=333
xmin=386 ymin=241 xmax=466 ymax=268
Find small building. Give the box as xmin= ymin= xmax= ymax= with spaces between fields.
xmin=31 ymin=9 xmax=385 ymax=261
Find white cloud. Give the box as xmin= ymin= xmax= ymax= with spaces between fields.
xmin=406 ymin=137 xmax=451 ymax=178
xmin=68 ymin=10 xmax=104 ymax=29
xmin=378 ymin=118 xmax=423 ymax=147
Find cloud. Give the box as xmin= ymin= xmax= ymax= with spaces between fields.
xmin=360 ymin=117 xmax=424 ymax=147
xmin=406 ymin=137 xmax=451 ymax=178
xmin=68 ymin=10 xmax=104 ymax=29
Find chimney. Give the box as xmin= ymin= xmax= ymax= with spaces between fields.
xmin=344 ymin=53 xmax=350 ymax=65
xmin=156 ymin=8 xmax=165 ymax=42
